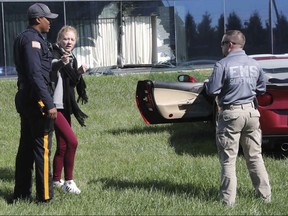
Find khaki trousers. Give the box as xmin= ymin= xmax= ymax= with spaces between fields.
xmin=216 ymin=104 xmax=271 ymax=205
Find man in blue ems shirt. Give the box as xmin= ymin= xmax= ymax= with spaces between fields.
xmin=204 ymin=30 xmax=271 ymax=207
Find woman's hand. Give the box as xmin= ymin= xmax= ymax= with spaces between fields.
xmin=78 ymin=64 xmax=87 ymax=74
xmin=61 ymin=54 xmax=71 ymax=65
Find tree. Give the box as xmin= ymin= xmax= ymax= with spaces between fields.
xmin=196 ymin=12 xmax=215 ymax=56
xmin=246 ymin=12 xmax=268 ymax=54
xmin=226 ymin=12 xmax=242 ymax=31
xmin=185 ymin=12 xmax=197 ymax=59
xmin=274 ymin=13 xmax=288 ymax=53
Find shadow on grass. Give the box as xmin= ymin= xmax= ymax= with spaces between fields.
xmin=108 ymin=121 xmax=288 ymax=159
xmin=107 ymin=121 xmax=217 ymax=156
xmin=167 ymin=122 xmax=217 ymax=156
xmin=92 ymin=177 xmax=219 ymax=202
xmin=262 ymin=150 xmax=288 ymax=160
xmin=107 ymin=124 xmax=173 ymax=135
xmin=0 ymin=167 xmax=15 ymax=203
xmin=92 ymin=177 xmax=257 ymax=203
xmin=0 ymin=167 xmax=14 ymax=182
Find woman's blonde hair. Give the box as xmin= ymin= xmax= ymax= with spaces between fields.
xmin=56 ymin=25 xmax=78 ymax=44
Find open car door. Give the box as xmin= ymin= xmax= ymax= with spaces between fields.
xmin=136 ymin=79 xmax=214 ymax=124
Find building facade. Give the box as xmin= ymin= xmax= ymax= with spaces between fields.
xmin=0 ymin=0 xmax=287 ymax=75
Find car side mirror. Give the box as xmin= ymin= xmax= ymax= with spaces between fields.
xmin=178 ymin=74 xmax=191 ymax=82
xmin=177 ymin=74 xmax=197 ymax=83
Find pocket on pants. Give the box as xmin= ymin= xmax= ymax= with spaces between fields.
xmin=222 ymin=111 xmax=240 ymax=121
xmin=250 ymin=110 xmax=260 ymax=118
xmin=216 ymin=131 xmax=228 ymax=149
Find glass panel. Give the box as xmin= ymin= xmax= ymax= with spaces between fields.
xmin=65 ymin=1 xmax=119 ymax=69
xmin=0 ymin=4 xmax=4 ymax=75
xmin=225 ymin=0 xmax=271 ymax=54
xmin=173 ymin=0 xmax=224 ymax=64
xmin=3 ymin=2 xmax=64 ymax=76
xmin=157 ymin=1 xmax=176 ymax=65
xmin=46 ymin=2 xmax=65 ymax=42
xmin=271 ymin=0 xmax=288 ymax=53
xmin=1 ymin=0 xmax=287 ymax=74
xmin=122 ymin=1 xmax=166 ymax=65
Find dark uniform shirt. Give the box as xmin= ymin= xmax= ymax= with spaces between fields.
xmin=14 ymin=27 xmax=54 ymax=111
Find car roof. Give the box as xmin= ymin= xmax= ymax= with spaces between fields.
xmin=249 ymin=54 xmax=288 ymax=69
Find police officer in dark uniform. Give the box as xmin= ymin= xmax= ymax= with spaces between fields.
xmin=13 ymin=3 xmax=58 ymax=203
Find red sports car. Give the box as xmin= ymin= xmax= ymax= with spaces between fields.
xmin=136 ymin=54 xmax=288 ymax=153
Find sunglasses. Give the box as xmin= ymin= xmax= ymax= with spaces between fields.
xmin=221 ymin=41 xmax=237 ymax=46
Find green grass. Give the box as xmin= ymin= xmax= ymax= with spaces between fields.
xmin=0 ymin=71 xmax=288 ymax=215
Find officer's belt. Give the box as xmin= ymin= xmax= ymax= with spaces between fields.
xmin=221 ymin=102 xmax=254 ymax=110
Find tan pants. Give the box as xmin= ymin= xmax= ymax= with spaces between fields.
xmin=216 ymin=103 xmax=271 ymax=205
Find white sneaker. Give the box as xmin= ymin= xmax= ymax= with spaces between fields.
xmin=263 ymin=195 xmax=272 ymax=204
xmin=62 ymin=180 xmax=81 ymax=194
xmin=53 ymin=179 xmax=64 ymax=189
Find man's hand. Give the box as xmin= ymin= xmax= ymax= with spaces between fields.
xmin=47 ymin=107 xmax=57 ymax=119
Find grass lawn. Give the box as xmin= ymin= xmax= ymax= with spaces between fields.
xmin=0 ymin=71 xmax=287 ymax=215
